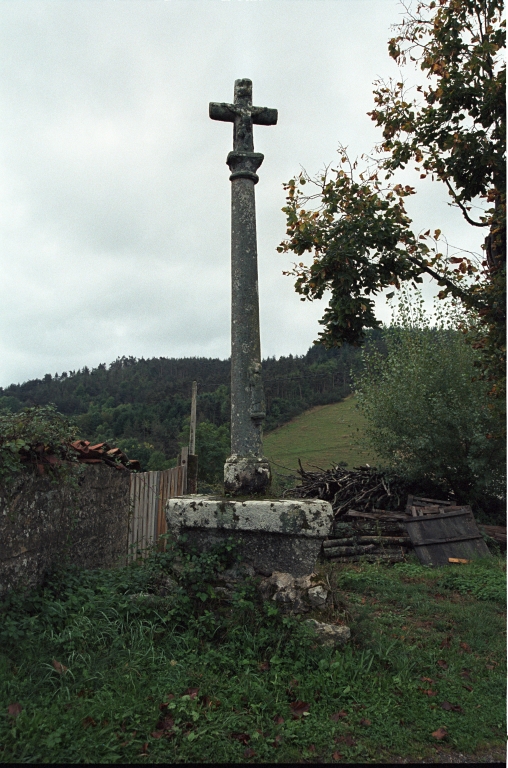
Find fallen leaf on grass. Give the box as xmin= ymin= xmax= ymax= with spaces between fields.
xmin=244 ymin=748 xmax=256 ymax=758
xmin=258 ymin=661 xmax=270 ymax=671
xmin=272 ymin=734 xmax=282 ymax=748
xmin=441 ymin=701 xmax=463 ymax=713
xmin=199 ymin=695 xmax=220 ymax=709
xmin=332 ymin=752 xmax=343 ymax=761
xmin=460 ymin=669 xmax=472 ymax=680
xmin=273 ymin=715 xmax=284 ymax=725
xmin=159 ymin=694 xmax=175 ymax=709
xmin=183 ymin=687 xmax=199 ymax=699
xmin=432 ymin=727 xmax=448 ymax=740
xmin=336 ymin=734 xmax=356 ymax=747
xmin=359 ymin=718 xmax=371 ymax=726
xmin=7 ymin=703 xmax=22 ymax=718
xmin=289 ymin=700 xmax=310 ymax=718
xmin=437 ymin=660 xmax=448 ymax=669
xmin=151 ymin=730 xmax=164 ymax=739
xmin=459 ymin=642 xmax=472 ymax=653
xmin=462 ymin=684 xmax=473 ymax=692
xmin=330 ymin=710 xmax=347 ymax=721
xmin=231 ymin=733 xmax=250 ymax=745
xmin=421 ymin=676 xmax=434 ymax=683
xmin=440 ymin=636 xmax=452 ymax=649
xmin=52 ymin=659 xmax=68 ymax=674
xmin=155 ymin=715 xmax=174 ymax=731
xmin=139 ymin=742 xmax=149 ymax=756
xmin=82 ymin=716 xmax=97 ymax=728
xmin=486 ymin=664 xmax=496 ymax=670
xmin=419 ymin=688 xmax=437 ymax=697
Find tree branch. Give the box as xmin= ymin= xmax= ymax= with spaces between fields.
xmin=405 ymin=253 xmax=485 ymax=308
xmin=443 ymin=178 xmax=489 ymax=228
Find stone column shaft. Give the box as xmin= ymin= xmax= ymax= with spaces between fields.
xmin=230 ymin=176 xmax=263 ymax=456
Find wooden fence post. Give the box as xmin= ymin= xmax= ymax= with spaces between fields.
xmin=180 ymin=447 xmax=189 ymax=495
xmin=189 ymin=381 xmax=197 ymax=455
xmin=187 ymin=381 xmax=199 ymax=494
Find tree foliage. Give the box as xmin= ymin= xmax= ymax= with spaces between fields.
xmin=0 ymin=348 xmax=362 ymax=472
xmin=0 ymin=405 xmax=79 ymax=491
xmin=354 ymin=289 xmax=505 ymax=519
xmin=279 ymin=0 xmax=505 ymax=398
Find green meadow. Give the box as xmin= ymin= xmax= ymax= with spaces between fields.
xmin=263 ymin=396 xmax=377 ymax=476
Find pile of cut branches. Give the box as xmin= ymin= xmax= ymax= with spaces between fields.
xmin=284 ymin=462 xmax=410 ymax=517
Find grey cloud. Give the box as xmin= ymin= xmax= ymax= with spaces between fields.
xmin=0 ymin=0 xmax=481 ymax=387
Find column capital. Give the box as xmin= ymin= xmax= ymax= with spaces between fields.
xmin=227 ymin=151 xmax=264 ymax=183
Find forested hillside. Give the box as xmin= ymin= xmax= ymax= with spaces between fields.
xmin=0 ymin=341 xmax=371 ymax=472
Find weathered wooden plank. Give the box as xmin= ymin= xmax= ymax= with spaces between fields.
xmin=151 ymin=472 xmax=159 ymax=552
xmin=148 ymin=471 xmax=158 ymax=552
xmin=325 ymin=553 xmax=405 ymax=563
xmin=140 ymin=473 xmax=148 ymax=555
xmin=145 ymin=472 xmax=152 ymax=555
xmin=128 ymin=475 xmax=135 ymax=561
xmin=157 ymin=470 xmax=167 ymax=542
xmin=413 ymin=534 xmax=483 ymax=547
xmin=346 ymin=509 xmax=410 ymax=521
xmin=359 ymin=536 xmax=410 ymax=544
xmin=135 ymin=474 xmax=142 ymax=556
xmin=323 ymin=544 xmax=376 ymax=557
xmin=405 ymin=507 xmax=490 ymax=566
xmin=132 ymin=474 xmax=141 ymax=559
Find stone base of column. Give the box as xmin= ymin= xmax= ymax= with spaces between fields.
xmin=166 ymin=495 xmax=334 ymax=577
xmin=224 ymin=455 xmax=271 ymax=495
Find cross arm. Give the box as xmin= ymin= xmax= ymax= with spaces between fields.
xmin=251 ymin=107 xmax=278 ymax=126
xmin=209 ymin=102 xmax=236 ymax=122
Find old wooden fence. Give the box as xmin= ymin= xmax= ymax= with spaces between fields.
xmin=128 ymin=463 xmax=187 ymax=559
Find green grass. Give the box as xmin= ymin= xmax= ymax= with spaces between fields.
xmin=263 ymin=396 xmax=377 ymax=478
xmin=0 ymin=543 xmax=505 ymax=764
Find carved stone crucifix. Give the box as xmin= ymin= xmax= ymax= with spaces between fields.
xmin=210 ymin=79 xmax=277 ymax=494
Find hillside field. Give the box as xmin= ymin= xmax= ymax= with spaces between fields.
xmin=263 ymin=395 xmax=377 ymax=477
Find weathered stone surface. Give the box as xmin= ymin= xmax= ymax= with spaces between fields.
xmin=258 ymin=570 xmax=312 ymax=613
xmin=166 ymin=495 xmax=333 ymax=577
xmin=305 ymin=619 xmax=351 ymax=647
xmin=218 ymin=562 xmax=256 ymax=582
xmin=153 ymin=574 xmax=178 ymax=597
xmin=307 ymin=585 xmax=329 ymax=610
xmin=0 ymin=465 xmax=130 ymax=595
xmin=224 ymin=456 xmax=270 ymax=496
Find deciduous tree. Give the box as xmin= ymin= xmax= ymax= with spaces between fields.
xmin=279 ymin=0 xmax=505 ymax=399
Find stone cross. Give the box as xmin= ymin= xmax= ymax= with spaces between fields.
xmin=210 ymin=79 xmax=277 ymax=494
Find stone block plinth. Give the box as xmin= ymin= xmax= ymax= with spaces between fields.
xmin=166 ymin=495 xmax=333 ymax=577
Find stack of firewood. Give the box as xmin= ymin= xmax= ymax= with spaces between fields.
xmin=322 ymin=510 xmax=411 ymax=563
xmin=285 ymin=462 xmax=410 ymax=515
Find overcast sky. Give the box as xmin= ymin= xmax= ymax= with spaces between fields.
xmin=0 ymin=0 xmax=483 ymax=387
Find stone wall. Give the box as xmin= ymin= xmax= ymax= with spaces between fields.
xmin=0 ymin=465 xmax=131 ymax=595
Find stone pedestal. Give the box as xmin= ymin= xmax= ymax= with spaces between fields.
xmin=166 ymin=495 xmax=334 ymax=577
